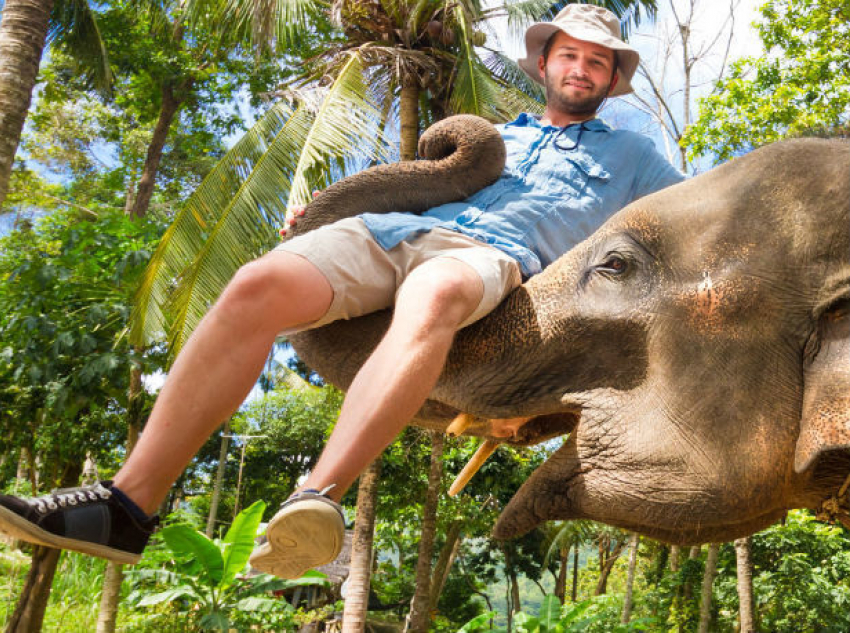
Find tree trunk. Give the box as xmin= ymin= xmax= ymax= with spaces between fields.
xmin=129 ymin=81 xmax=187 ymax=219
xmin=96 ymin=562 xmax=124 ymax=633
xmin=555 ymin=546 xmax=569 ymax=604
xmin=97 ymin=359 xmax=145 ymax=633
xmin=510 ymin=570 xmax=521 ymax=615
xmin=428 ymin=519 xmax=462 ymax=614
xmin=670 ymin=545 xmax=681 ymax=572
xmin=620 ymin=534 xmax=640 ymax=624
xmin=7 ymin=463 xmax=81 ymax=632
xmin=206 ymin=420 xmax=231 ymax=538
xmin=697 ymin=543 xmax=720 ymax=633
xmin=398 ymin=79 xmax=419 ymax=162
xmin=0 ymin=0 xmax=54 ymax=208
xmin=595 ymin=538 xmax=625 ymax=596
xmin=5 ymin=545 xmax=61 ymax=632
xmin=683 ymin=545 xmax=701 ymax=600
xmin=735 ymin=537 xmax=757 ymax=633
xmin=342 ymin=459 xmax=381 ymax=632
xmin=571 ymin=545 xmax=579 ymax=602
xmin=408 ymin=432 xmax=444 ymax=632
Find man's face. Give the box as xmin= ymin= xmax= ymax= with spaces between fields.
xmin=538 ymin=32 xmax=618 ymax=118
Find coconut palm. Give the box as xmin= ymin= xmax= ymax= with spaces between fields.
xmin=0 ymin=0 xmax=110 ymax=208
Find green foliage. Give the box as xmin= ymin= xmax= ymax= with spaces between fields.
xmin=713 ymin=512 xmax=850 ymax=632
xmin=460 ymin=594 xmax=658 ymax=632
xmin=0 ymin=208 xmax=163 ymax=488
xmin=683 ymin=0 xmax=850 ymax=161
xmin=128 ymin=501 xmax=330 ymax=630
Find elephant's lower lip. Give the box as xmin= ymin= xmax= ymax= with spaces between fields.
xmin=501 ymin=411 xmax=580 ymax=446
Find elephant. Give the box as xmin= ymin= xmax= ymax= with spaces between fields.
xmin=283 ymin=115 xmax=850 ymax=545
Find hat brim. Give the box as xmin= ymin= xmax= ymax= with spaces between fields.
xmin=518 ymin=23 xmax=638 ymax=97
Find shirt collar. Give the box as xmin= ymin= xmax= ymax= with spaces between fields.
xmin=506 ymin=112 xmax=612 ymax=133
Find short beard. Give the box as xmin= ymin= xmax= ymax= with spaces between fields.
xmin=544 ymin=67 xmax=610 ymax=119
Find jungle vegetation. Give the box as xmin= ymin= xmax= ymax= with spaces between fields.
xmin=0 ymin=0 xmax=848 ymax=630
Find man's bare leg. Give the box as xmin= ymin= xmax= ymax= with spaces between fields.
xmin=299 ymin=257 xmax=485 ymax=501
xmin=249 ymin=256 xmax=485 ymax=577
xmin=113 ymin=250 xmax=334 ymax=515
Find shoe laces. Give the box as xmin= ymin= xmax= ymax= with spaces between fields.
xmin=30 ymin=482 xmax=111 ymax=514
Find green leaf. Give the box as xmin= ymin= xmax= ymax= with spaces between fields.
xmin=513 ymin=611 xmax=539 ymax=632
xmin=135 ymin=585 xmax=198 ymax=607
xmin=560 ymin=599 xmax=595 ymax=625
xmin=220 ymin=499 xmax=266 ymax=588
xmin=538 ymin=594 xmax=562 ymax=631
xmin=234 ymin=595 xmax=288 ymax=612
xmin=161 ymin=524 xmax=225 ymax=585
xmin=199 ymin=610 xmax=229 ymax=631
xmin=457 ymin=611 xmax=499 ymax=632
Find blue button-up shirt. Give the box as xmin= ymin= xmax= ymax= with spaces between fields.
xmin=361 ymin=113 xmax=684 ymax=277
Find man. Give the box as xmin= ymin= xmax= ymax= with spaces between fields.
xmin=0 ymin=5 xmax=683 ymax=579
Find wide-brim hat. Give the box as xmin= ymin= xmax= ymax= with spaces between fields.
xmin=518 ymin=4 xmax=639 ymax=97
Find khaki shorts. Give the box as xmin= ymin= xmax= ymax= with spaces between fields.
xmin=275 ymin=217 xmax=522 ymax=332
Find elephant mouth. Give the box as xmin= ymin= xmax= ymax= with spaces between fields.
xmin=500 ymin=411 xmax=581 ymax=447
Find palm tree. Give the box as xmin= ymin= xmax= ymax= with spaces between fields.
xmin=342 ymin=459 xmax=382 ymax=631
xmin=0 ymin=0 xmax=110 ymax=209
xmin=593 ymin=524 xmax=628 ymax=595
xmin=735 ymin=537 xmax=757 ymax=632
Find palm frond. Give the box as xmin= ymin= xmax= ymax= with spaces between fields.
xmin=286 ymin=52 xmax=389 ymax=207
xmin=130 ymin=100 xmax=302 ymax=347
xmin=405 ymin=0 xmax=437 ymax=37
xmin=482 ymin=0 xmax=555 ymax=42
xmin=447 ymin=5 xmax=505 ymax=120
xmin=484 ymin=50 xmax=546 ymax=107
xmin=486 ymin=0 xmax=657 ymax=41
xmin=185 ymin=0 xmax=323 ymax=51
xmin=49 ymin=0 xmax=112 ymax=95
xmin=132 ymin=53 xmax=392 ymax=356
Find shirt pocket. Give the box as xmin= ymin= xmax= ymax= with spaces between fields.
xmin=537 ymin=151 xmax=611 ymax=199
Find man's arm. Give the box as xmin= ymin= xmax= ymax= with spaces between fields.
xmin=631 ymin=142 xmax=686 ymax=200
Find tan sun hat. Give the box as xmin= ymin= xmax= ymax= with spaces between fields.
xmin=518 ymin=4 xmax=639 ymax=97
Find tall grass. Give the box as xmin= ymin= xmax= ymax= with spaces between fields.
xmin=0 ymin=541 xmax=107 ymax=630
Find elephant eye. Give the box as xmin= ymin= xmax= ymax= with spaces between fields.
xmin=598 ymin=254 xmax=627 ymax=275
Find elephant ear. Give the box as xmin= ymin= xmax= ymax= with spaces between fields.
xmin=794 ymin=289 xmax=850 ymax=473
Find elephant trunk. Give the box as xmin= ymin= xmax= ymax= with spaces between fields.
xmin=282 ymin=115 xmax=506 ymax=238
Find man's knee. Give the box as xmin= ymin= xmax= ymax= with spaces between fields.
xmin=397 ymin=262 xmax=484 ymax=328
xmin=217 ymin=257 xmax=287 ymax=315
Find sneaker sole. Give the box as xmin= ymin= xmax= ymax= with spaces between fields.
xmin=249 ymin=499 xmax=343 ymax=579
xmin=0 ymin=506 xmax=141 ymax=564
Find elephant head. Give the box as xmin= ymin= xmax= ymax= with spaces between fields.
xmin=288 ymin=116 xmax=850 ymax=545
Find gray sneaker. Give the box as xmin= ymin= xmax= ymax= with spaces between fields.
xmin=249 ymin=488 xmax=344 ymax=579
